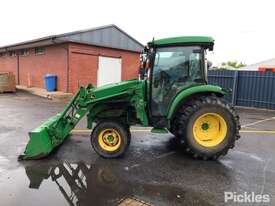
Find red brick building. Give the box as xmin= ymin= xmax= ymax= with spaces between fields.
xmin=0 ymin=25 xmax=143 ymax=93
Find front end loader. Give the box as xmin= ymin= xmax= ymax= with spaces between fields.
xmin=19 ymin=36 xmax=240 ymax=161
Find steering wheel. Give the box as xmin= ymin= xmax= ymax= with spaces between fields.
xmin=154 ymin=68 xmax=185 ymax=92
xmin=159 ymin=70 xmax=176 ymax=92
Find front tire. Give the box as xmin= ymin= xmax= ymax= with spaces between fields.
xmin=91 ymin=121 xmax=131 ymax=158
xmin=174 ymin=95 xmax=240 ymax=160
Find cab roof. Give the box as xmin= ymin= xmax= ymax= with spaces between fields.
xmin=149 ymin=36 xmax=214 ymax=50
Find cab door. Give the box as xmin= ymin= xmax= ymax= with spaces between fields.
xmin=150 ymin=46 xmax=204 ymax=118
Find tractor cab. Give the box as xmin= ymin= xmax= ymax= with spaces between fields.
xmin=140 ymin=36 xmax=215 ymax=124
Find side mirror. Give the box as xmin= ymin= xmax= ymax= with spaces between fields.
xmin=207 ymin=61 xmax=213 ymax=69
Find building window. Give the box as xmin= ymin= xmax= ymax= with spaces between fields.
xmin=35 ymin=47 xmax=45 ymax=55
xmin=0 ymin=52 xmax=7 ymax=57
xmin=20 ymin=49 xmax=29 ymax=56
xmin=8 ymin=51 xmax=16 ymax=57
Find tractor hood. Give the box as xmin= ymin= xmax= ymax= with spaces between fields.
xmin=91 ymin=79 xmax=141 ymax=100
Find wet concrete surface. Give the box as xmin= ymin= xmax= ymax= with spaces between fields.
xmin=0 ymin=91 xmax=275 ymax=206
xmin=238 ymin=107 xmax=275 ymax=131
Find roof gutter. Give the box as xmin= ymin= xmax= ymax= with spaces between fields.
xmin=0 ymin=36 xmax=64 ymax=52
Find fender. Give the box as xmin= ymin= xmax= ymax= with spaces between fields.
xmin=166 ymin=84 xmax=225 ymax=120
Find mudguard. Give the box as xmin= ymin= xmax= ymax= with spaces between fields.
xmin=166 ymin=84 xmax=225 ymax=120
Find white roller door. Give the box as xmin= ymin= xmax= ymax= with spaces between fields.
xmin=97 ymin=56 xmax=122 ymax=86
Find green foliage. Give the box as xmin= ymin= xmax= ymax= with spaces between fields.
xmin=221 ymin=61 xmax=246 ymax=69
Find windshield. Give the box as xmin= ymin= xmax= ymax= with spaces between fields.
xmin=151 ymin=46 xmax=204 ymax=116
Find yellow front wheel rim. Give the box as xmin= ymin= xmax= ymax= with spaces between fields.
xmin=193 ymin=113 xmax=228 ymax=147
xmin=98 ymin=129 xmax=121 ymax=152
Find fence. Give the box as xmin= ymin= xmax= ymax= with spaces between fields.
xmin=208 ymin=70 xmax=275 ymax=110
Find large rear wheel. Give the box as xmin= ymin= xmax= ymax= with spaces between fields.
xmin=174 ymin=95 xmax=240 ymax=160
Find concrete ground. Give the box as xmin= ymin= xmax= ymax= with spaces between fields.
xmin=0 ymin=91 xmax=275 ymax=206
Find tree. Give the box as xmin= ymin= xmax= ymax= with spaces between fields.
xmin=220 ymin=61 xmax=246 ymax=69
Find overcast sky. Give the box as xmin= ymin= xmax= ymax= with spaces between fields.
xmin=0 ymin=0 xmax=274 ymax=65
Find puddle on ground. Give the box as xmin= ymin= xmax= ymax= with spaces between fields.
xmin=0 ymin=161 xmax=213 ymax=206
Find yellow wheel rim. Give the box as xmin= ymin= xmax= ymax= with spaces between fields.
xmin=192 ymin=113 xmax=227 ymax=147
xmin=98 ymin=129 xmax=121 ymax=152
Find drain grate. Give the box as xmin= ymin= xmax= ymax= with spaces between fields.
xmin=117 ymin=197 xmax=154 ymax=206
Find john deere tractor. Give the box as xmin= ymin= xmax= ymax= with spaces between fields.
xmin=19 ymin=36 xmax=240 ymax=161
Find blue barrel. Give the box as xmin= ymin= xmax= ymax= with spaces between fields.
xmin=44 ymin=74 xmax=57 ymax=92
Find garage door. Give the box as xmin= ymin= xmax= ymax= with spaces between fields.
xmin=97 ymin=56 xmax=122 ymax=86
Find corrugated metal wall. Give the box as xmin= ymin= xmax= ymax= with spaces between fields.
xmin=208 ymin=70 xmax=275 ymax=109
xmin=60 ymin=26 xmax=143 ymax=52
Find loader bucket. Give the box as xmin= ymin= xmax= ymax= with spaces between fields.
xmin=18 ymin=114 xmax=64 ymax=160
xmin=18 ymin=87 xmax=90 ymax=161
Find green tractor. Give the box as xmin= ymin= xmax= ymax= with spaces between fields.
xmin=19 ymin=36 xmax=240 ymax=161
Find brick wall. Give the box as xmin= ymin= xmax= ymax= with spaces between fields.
xmin=0 ymin=43 xmax=140 ymax=93
xmin=68 ymin=43 xmax=140 ymax=93
xmin=0 ymin=54 xmax=18 ymax=83
xmin=69 ymin=48 xmax=98 ymax=93
xmin=18 ymin=45 xmax=68 ymax=91
xmin=0 ymin=44 xmax=68 ymax=91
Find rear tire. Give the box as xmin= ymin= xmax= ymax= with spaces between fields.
xmin=91 ymin=121 xmax=131 ymax=158
xmin=174 ymin=95 xmax=240 ymax=160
